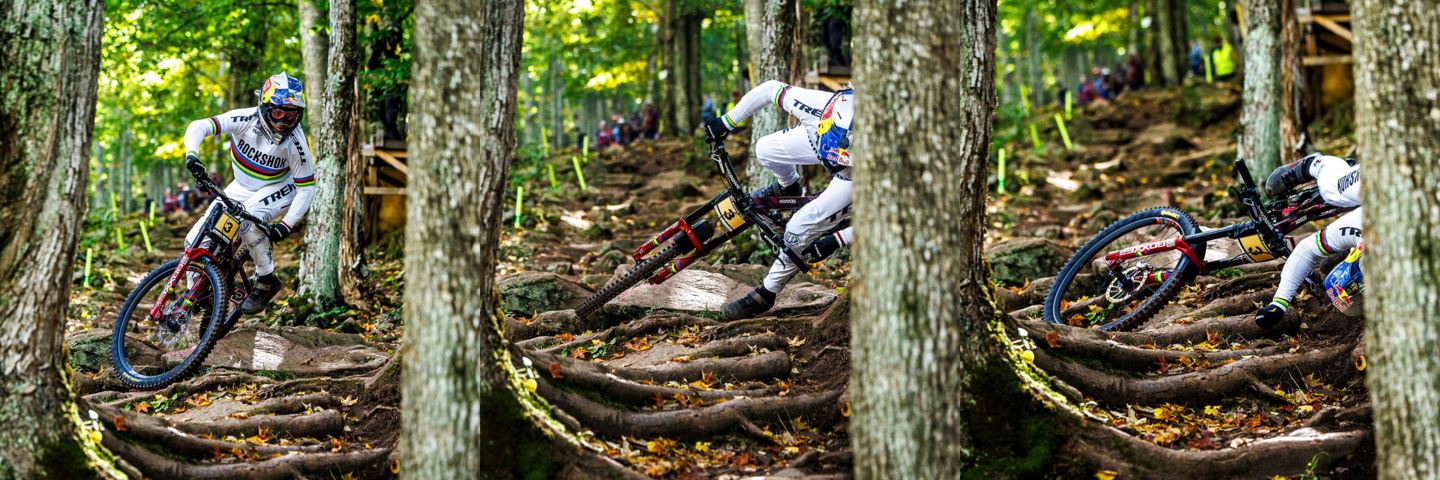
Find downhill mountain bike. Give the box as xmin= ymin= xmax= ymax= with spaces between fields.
xmin=1041 ymin=154 xmax=1354 ymax=331
xmin=110 ymin=176 xmax=274 ymax=389
xmin=574 ymin=141 xmax=849 ymax=319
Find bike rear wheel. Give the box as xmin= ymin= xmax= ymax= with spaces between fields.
xmin=1042 ymin=207 xmax=1203 ymax=331
xmin=574 ymin=239 xmax=688 ymax=319
xmin=111 ymin=258 xmax=228 ymax=389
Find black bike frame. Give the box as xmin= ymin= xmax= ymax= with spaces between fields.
xmin=1104 ymin=155 xmax=1351 ymax=278
xmin=631 ymin=142 xmax=833 ymax=284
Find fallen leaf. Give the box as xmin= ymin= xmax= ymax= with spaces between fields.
xmin=1095 ymin=470 xmax=1119 ymax=480
xmin=555 ymin=333 xmax=576 ymax=342
xmin=1044 ymin=332 xmax=1061 ymax=348
xmin=840 ymin=401 xmax=852 ymax=417
xmin=787 ymin=336 xmax=806 ymax=348
xmin=1355 ymin=354 xmax=1367 ymax=371
xmin=113 ymin=416 xmax=127 ymax=431
xmin=548 ymin=363 xmax=563 ymax=379
xmin=523 ymin=378 xmax=538 ymax=393
xmin=694 ymin=441 xmax=710 ymax=452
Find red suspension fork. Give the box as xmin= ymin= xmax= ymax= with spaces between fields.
xmin=649 ymin=252 xmax=703 ymax=285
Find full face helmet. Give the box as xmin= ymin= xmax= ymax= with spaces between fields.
xmin=256 ymin=72 xmax=306 ymax=142
xmin=816 ymin=89 xmax=854 ymax=174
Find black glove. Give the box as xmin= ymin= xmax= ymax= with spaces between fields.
xmin=185 ymin=153 xmax=207 ymax=181
xmin=266 ymin=222 xmax=292 ymax=242
xmin=703 ymin=117 xmax=732 ymax=143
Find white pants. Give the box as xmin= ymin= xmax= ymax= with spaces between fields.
xmin=1275 ymin=208 xmax=1362 ymax=301
xmin=754 ymin=127 xmax=820 ymax=187
xmin=184 ymin=181 xmax=296 ymax=276
xmin=753 ymin=128 xmax=854 ymax=292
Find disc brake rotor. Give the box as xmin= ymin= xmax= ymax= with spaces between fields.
xmin=151 ymin=299 xmax=193 ymax=348
xmin=1104 ymin=263 xmax=1156 ymax=303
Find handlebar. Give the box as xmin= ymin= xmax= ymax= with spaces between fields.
xmin=194 ymin=176 xmax=273 ymax=238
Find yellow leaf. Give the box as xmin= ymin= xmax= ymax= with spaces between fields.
xmin=1020 ymin=350 xmax=1035 ymax=363
xmin=840 ymin=401 xmax=852 ymax=417
xmin=1095 ymin=470 xmax=1119 ymax=480
xmin=1355 ymin=354 xmax=1367 ymax=371
xmin=523 ymin=378 xmax=537 ymax=393
xmin=693 ymin=441 xmax=710 ymax=452
xmin=1203 ymin=405 xmax=1220 ymax=416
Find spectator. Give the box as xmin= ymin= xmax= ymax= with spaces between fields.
xmin=701 ymin=95 xmax=716 ymax=124
xmin=596 ymin=121 xmax=613 ymax=148
xmin=642 ymin=103 xmax=659 ymax=139
xmin=1212 ymin=36 xmax=1236 ymax=82
xmin=1189 ymin=40 xmax=1204 ymax=77
xmin=162 ymin=189 xmax=178 ymax=214
xmin=1076 ymin=75 xmax=1096 ymax=105
xmin=1125 ymin=54 xmax=1146 ymax=91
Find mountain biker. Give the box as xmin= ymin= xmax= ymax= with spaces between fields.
xmin=703 ymin=80 xmax=855 ymax=320
xmin=1255 ymin=153 xmax=1361 ymax=329
xmin=181 ymin=72 xmax=316 ymax=314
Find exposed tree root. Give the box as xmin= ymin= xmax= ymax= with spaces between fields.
xmin=240 ymin=393 xmax=341 ymax=416
xmin=93 ymin=404 xmax=329 ymax=458
xmin=258 ymin=376 xmax=366 ymax=398
xmin=103 ymin=433 xmax=389 ymax=480
xmin=684 ymin=333 xmax=788 ymax=359
xmin=522 ymin=350 xmax=779 ymax=405
xmin=1064 ymin=421 xmax=1368 ymax=478
xmin=520 ymin=313 xmax=718 ymax=352
xmin=1151 ymin=290 xmax=1273 ymax=326
xmin=1032 ymin=343 xmax=1353 ymax=405
xmin=1030 ymin=324 xmax=1289 ymax=370
xmin=173 ymin=410 xmax=346 ymax=439
xmin=1201 ymin=271 xmax=1281 ymax=300
xmin=534 ymin=376 xmax=841 ymax=439
xmin=610 ymin=349 xmax=792 ymax=383
xmin=89 ymin=371 xmax=277 ymax=407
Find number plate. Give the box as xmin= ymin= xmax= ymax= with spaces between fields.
xmin=1237 ymin=234 xmax=1275 ymax=262
xmin=714 ymin=197 xmax=747 ymax=232
xmin=213 ymin=212 xmax=242 ymax=241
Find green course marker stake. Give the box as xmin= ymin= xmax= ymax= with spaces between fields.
xmin=84 ymin=248 xmax=92 ymax=288
xmin=140 ymin=221 xmax=153 ymax=253
xmin=548 ymin=164 xmax=558 ymax=191
xmin=541 ymin=128 xmax=550 ymax=158
xmin=1065 ymin=91 xmax=1073 ymax=120
xmin=115 ymin=226 xmax=125 ymax=252
xmin=148 ymin=202 xmax=155 ymax=225
xmin=582 ymin=142 xmax=589 ymax=163
xmin=514 ymin=186 xmax=524 ymax=228
xmin=1019 ymin=85 xmax=1031 ymax=114
xmin=1054 ymin=113 xmax=1073 ymax=151
xmin=1028 ymin=123 xmax=1043 ymax=153
xmin=572 ymin=157 xmax=587 ymax=191
xmin=1204 ymin=54 xmax=1214 ymax=84
xmin=998 ymin=148 xmax=1007 ymax=194
xmin=110 ymin=191 xmax=118 ymax=221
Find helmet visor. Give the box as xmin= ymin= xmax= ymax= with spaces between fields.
xmin=268 ymin=106 xmax=301 ymax=130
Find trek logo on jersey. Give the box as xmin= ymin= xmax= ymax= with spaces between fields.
xmin=231 ymin=113 xmax=258 ymax=123
xmin=792 ymin=99 xmax=822 ymax=117
xmin=260 ymin=183 xmax=296 ymax=206
xmin=1339 ymin=226 xmax=1361 ymax=237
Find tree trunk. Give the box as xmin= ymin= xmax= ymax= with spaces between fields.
xmin=339 ymin=76 xmax=367 ymax=305
xmin=1240 ymin=0 xmax=1281 ymax=177
xmin=851 ymin=0 xmax=1037 ymax=476
xmin=1277 ymin=0 xmax=1309 ymax=164
xmin=299 ymin=0 xmax=330 ymax=132
xmin=1154 ymin=0 xmax=1187 ymax=86
xmin=0 ymin=1 xmax=122 ymax=478
xmin=1146 ymin=0 xmax=1165 ymax=85
xmin=659 ymin=0 xmax=678 ymax=137
xmin=1128 ymin=0 xmax=1141 ymax=56
xmin=299 ymin=0 xmax=358 ymax=309
xmin=741 ymin=0 xmax=796 ymax=189
xmin=663 ymin=0 xmax=703 ymax=138
xmin=401 ymin=0 xmax=546 ymax=477
xmin=1353 ymin=1 xmax=1440 ymax=478
xmin=227 ymin=10 xmax=268 ymax=110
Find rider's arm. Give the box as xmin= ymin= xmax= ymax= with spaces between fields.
xmin=279 ymin=128 xmax=317 ymax=227
xmin=183 ymin=108 xmax=253 ymax=156
xmin=721 ymin=81 xmax=833 ymax=128
xmin=1309 ymin=155 xmax=1360 ymax=208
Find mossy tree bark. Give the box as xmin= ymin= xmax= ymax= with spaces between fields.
xmin=1353 ymin=1 xmax=1440 ymax=477
xmin=299 ymin=0 xmax=358 ymax=308
xmin=0 ymin=1 xmax=123 ymax=478
xmin=298 ymin=0 xmax=329 ymax=132
xmin=1240 ymin=0 xmax=1281 ymax=177
xmin=741 ymin=0 xmax=795 ymax=189
xmin=851 ymin=0 xmax=1049 ymax=477
xmin=400 ymin=0 xmax=544 ymax=477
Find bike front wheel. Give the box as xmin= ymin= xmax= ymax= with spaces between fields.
xmin=1042 ymin=207 xmax=1203 ymax=331
xmin=111 ymin=258 xmax=228 ymax=389
xmin=574 ymin=238 xmax=689 ymax=319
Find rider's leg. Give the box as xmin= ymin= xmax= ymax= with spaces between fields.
xmin=752 ymin=127 xmax=821 ymax=194
xmin=1257 ymin=208 xmax=1363 ymax=328
xmin=235 ymin=182 xmax=298 ymax=313
xmin=725 ymin=173 xmax=853 ymax=320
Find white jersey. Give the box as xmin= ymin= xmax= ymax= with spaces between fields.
xmin=184 ymin=107 xmax=317 ymax=227
xmin=721 ymin=81 xmax=837 ymax=149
